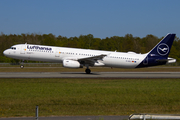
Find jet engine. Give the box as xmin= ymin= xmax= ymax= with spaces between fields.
xmin=63 ymin=60 xmax=83 ymax=68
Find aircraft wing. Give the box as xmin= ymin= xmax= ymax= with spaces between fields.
xmin=77 ymin=54 xmax=107 ymax=66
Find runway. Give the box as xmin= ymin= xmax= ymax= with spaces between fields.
xmin=0 ymin=72 xmax=180 ymax=78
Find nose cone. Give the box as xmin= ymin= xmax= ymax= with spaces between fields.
xmin=3 ymin=50 xmax=8 ymax=56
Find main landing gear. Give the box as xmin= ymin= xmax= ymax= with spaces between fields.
xmin=85 ymin=67 xmax=91 ymax=74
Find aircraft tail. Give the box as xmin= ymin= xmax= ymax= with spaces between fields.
xmin=148 ymin=33 xmax=175 ymax=58
xmin=136 ymin=33 xmax=176 ymax=68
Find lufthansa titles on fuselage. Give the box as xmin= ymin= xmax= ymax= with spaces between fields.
xmin=27 ymin=45 xmax=52 ymax=51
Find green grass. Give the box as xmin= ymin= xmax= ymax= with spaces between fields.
xmin=0 ymin=78 xmax=180 ymax=117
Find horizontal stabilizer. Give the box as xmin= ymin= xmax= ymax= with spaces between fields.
xmin=167 ymin=57 xmax=176 ymax=64
xmin=155 ymin=57 xmax=176 ymax=64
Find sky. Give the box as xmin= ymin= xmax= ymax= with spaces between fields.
xmin=0 ymin=0 xmax=180 ymax=39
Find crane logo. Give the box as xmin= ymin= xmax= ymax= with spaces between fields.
xmin=157 ymin=43 xmax=169 ymax=56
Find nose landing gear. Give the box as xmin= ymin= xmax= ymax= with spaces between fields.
xmin=20 ymin=60 xmax=24 ymax=69
xmin=20 ymin=65 xmax=24 ymax=69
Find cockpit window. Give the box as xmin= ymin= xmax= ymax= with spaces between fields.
xmin=10 ymin=47 xmax=16 ymax=50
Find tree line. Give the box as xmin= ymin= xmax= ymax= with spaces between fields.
xmin=0 ymin=33 xmax=180 ymax=63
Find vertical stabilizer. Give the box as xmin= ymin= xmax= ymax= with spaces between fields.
xmin=136 ymin=33 xmax=176 ymax=68
xmin=148 ymin=33 xmax=175 ymax=58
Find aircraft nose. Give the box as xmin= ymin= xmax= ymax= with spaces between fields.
xmin=3 ymin=50 xmax=8 ymax=56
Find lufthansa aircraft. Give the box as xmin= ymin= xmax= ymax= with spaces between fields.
xmin=3 ymin=33 xmax=176 ymax=74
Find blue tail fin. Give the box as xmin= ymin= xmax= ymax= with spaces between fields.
xmin=136 ymin=33 xmax=176 ymax=68
xmin=148 ymin=33 xmax=175 ymax=58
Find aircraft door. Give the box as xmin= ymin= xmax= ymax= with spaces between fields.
xmin=55 ymin=48 xmax=60 ymax=57
xmin=20 ymin=45 xmax=27 ymax=54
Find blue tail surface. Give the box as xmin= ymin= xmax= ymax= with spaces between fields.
xmin=136 ymin=33 xmax=176 ymax=68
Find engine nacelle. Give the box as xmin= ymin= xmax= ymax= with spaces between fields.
xmin=63 ymin=60 xmax=82 ymax=68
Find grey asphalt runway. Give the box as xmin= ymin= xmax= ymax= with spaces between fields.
xmin=0 ymin=72 xmax=180 ymax=78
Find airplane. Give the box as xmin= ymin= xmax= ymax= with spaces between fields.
xmin=3 ymin=33 xmax=176 ymax=74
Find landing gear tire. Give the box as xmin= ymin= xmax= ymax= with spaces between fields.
xmin=85 ymin=69 xmax=91 ymax=74
xmin=20 ymin=65 xmax=24 ymax=69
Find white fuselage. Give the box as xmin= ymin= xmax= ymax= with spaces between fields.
xmin=3 ymin=44 xmax=147 ymax=68
xmin=3 ymin=33 xmax=176 ymax=74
